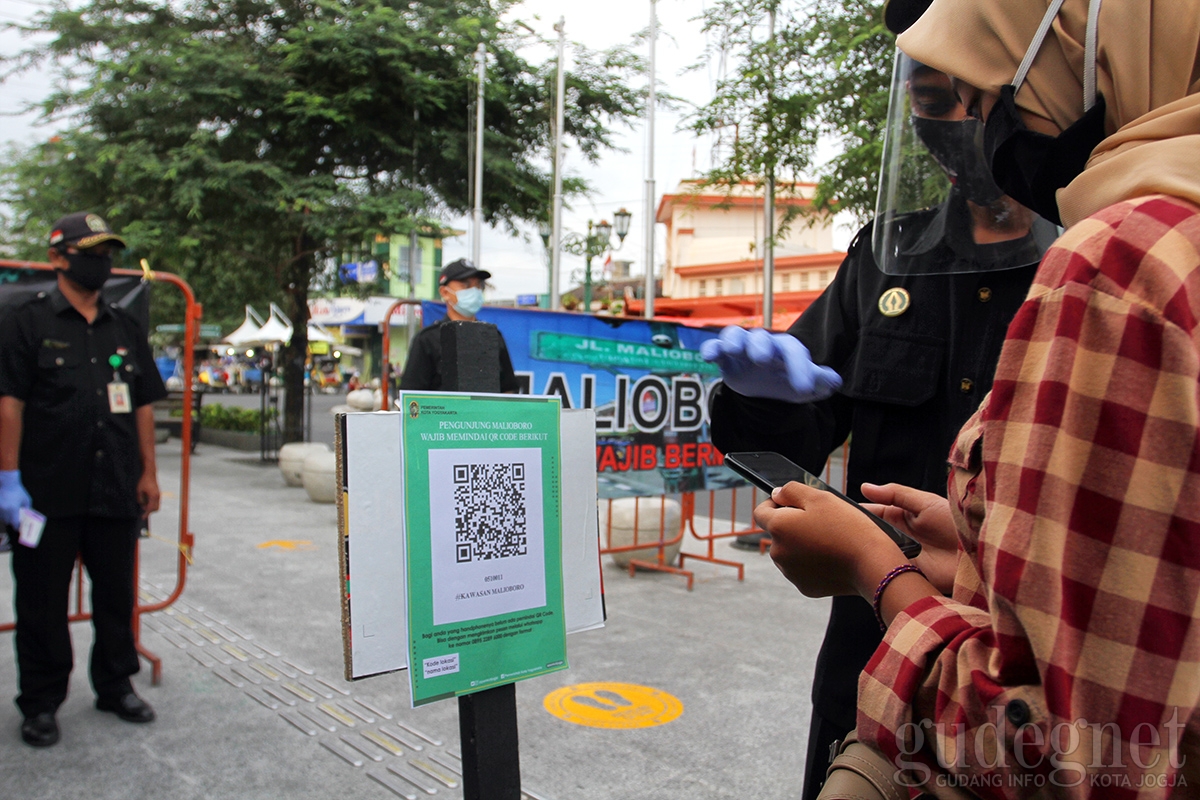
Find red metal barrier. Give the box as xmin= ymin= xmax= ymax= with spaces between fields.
xmin=598 ymin=495 xmax=694 ymax=590
xmin=677 ymin=485 xmax=760 ymax=579
xmin=0 ymin=260 xmax=199 ymax=685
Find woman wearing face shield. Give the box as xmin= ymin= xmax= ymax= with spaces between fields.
xmin=705 ymin=51 xmax=1058 ymax=798
xmin=754 ymin=0 xmax=1200 ymax=794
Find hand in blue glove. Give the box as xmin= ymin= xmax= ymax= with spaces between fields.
xmin=0 ymin=470 xmax=32 ymax=529
xmin=700 ymin=325 xmax=842 ymax=404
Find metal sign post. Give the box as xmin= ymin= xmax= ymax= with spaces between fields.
xmin=442 ymin=320 xmax=522 ymax=800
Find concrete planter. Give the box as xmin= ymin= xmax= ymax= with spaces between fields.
xmin=302 ymin=451 xmax=338 ymax=504
xmin=279 ymin=442 xmax=330 ymax=487
xmin=198 ymin=428 xmax=277 ymax=452
xmin=600 ymin=497 xmax=683 ymax=568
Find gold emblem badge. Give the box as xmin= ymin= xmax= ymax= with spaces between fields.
xmin=85 ymin=214 xmax=108 ymax=232
xmin=878 ymin=287 xmax=911 ymax=317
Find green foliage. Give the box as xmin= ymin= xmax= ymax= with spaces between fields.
xmin=199 ymin=403 xmax=274 ymax=432
xmin=686 ymin=0 xmax=904 ymax=225
xmin=787 ymin=0 xmax=895 ymax=223
xmin=0 ymin=0 xmax=643 ymax=439
xmin=684 ymin=0 xmax=819 ymax=229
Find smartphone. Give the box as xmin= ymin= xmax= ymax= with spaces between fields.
xmin=724 ymin=451 xmax=921 ymax=558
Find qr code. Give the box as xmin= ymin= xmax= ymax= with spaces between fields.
xmin=453 ymin=463 xmax=528 ymax=562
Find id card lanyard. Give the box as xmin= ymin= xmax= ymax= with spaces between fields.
xmin=107 ymin=353 xmax=132 ymax=414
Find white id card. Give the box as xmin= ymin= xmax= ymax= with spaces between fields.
xmin=108 ymin=379 xmax=132 ymax=414
xmin=18 ymin=507 xmax=46 ymax=548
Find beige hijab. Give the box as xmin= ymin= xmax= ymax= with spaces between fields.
xmin=897 ymin=0 xmax=1200 ymax=227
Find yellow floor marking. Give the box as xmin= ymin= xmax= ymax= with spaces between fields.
xmin=283 ymin=682 xmax=316 ymax=702
xmin=221 ymin=644 xmax=250 ymax=662
xmin=411 ymin=760 xmax=459 ymax=788
xmin=250 ymin=662 xmax=281 ymax=680
xmin=362 ymin=730 xmax=404 ymax=756
xmin=542 ymin=682 xmax=683 ymax=729
xmin=256 ymin=540 xmax=317 ymax=551
xmin=317 ymin=702 xmax=357 ymax=727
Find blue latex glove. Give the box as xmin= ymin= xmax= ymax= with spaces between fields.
xmin=0 ymin=470 xmax=32 ymax=529
xmin=700 ymin=325 xmax=842 ymax=404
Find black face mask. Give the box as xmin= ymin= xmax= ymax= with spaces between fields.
xmin=983 ymin=85 xmax=1108 ymax=226
xmin=62 ymin=251 xmax=113 ymax=291
xmin=911 ymin=115 xmax=1005 ymax=206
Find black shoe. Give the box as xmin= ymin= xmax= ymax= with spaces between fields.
xmin=21 ymin=712 xmax=59 ymax=747
xmin=731 ymin=532 xmax=770 ymax=551
xmin=96 ymin=692 xmax=156 ymax=723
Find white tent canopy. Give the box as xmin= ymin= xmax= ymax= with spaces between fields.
xmin=223 ymin=305 xmax=266 ymax=346
xmin=226 ymin=305 xmax=360 ymax=353
xmin=252 ymin=303 xmax=294 ymax=345
xmin=306 ymin=321 xmax=337 ymax=343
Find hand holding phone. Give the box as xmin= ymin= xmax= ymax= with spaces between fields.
xmin=725 ymin=451 xmax=921 ymax=558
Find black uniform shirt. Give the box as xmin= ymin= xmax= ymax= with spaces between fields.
xmin=0 ymin=289 xmax=168 ymax=519
xmin=399 ymin=318 xmax=520 ymax=392
xmin=709 ymin=210 xmax=1040 ymax=728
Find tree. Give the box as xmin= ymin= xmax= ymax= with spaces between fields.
xmin=785 ymin=0 xmax=894 ymax=222
xmin=1 ymin=0 xmax=642 ymax=441
xmin=684 ymin=0 xmax=820 ymax=234
xmin=686 ymin=0 xmax=895 ymax=225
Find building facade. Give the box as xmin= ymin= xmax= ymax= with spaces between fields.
xmin=632 ymin=180 xmax=847 ymax=328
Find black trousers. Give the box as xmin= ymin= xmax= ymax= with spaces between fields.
xmin=802 ymin=597 xmax=885 ymax=800
xmin=11 ymin=515 xmax=140 ymax=717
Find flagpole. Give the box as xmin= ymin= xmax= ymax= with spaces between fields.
xmin=643 ymin=0 xmax=657 ymax=319
xmin=550 ymin=19 xmax=566 ymax=310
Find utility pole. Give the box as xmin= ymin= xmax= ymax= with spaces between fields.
xmin=761 ymin=4 xmax=776 ymax=328
xmin=550 ymin=19 xmax=566 ymax=310
xmin=643 ymin=0 xmax=658 ymax=319
xmin=409 ymin=102 xmax=420 ymax=344
xmin=472 ymin=42 xmax=486 ymax=268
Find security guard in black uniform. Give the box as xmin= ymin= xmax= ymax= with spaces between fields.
xmin=704 ymin=58 xmax=1057 ymax=798
xmin=0 ymin=212 xmax=167 ymax=747
xmin=399 ymin=258 xmax=519 ymax=393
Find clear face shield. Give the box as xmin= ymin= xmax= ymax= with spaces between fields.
xmin=872 ymin=52 xmax=1059 ymax=276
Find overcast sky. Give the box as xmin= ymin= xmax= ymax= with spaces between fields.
xmin=0 ymin=0 xmax=858 ymax=300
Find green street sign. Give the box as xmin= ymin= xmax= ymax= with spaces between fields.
xmin=156 ymin=323 xmax=223 ymax=338
xmin=530 ymin=331 xmax=719 ymax=374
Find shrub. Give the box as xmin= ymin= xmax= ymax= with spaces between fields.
xmin=199 ymin=404 xmax=274 ymax=432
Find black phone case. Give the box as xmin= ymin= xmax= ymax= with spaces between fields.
xmin=725 ymin=452 xmax=922 ymax=558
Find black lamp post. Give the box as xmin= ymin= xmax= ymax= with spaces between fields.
xmin=578 ymin=208 xmax=631 ymax=312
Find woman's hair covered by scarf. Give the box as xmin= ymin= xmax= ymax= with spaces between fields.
xmin=897 ymin=0 xmax=1200 ymax=227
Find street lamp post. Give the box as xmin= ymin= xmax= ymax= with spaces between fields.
xmin=537 ymin=220 xmax=552 ymax=308
xmin=584 ymin=219 xmax=610 ymax=312
xmin=566 ymin=208 xmax=631 ymax=313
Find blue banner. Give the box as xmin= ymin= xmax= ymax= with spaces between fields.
xmin=421 ymin=302 xmax=745 ymax=498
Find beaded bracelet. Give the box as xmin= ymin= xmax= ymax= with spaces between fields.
xmin=872 ymin=564 xmax=925 ymax=632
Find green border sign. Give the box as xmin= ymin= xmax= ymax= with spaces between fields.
xmin=402 ymin=392 xmax=567 ymax=707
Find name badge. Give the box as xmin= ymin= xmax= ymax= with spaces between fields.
xmin=108 ymin=379 xmax=132 ymax=414
xmin=18 ymin=507 xmax=46 ymax=548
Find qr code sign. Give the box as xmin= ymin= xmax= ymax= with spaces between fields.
xmin=453 ymin=463 xmax=528 ymax=562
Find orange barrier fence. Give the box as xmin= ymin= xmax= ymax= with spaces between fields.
xmin=678 ymin=485 xmax=763 ymax=581
xmin=598 ymin=495 xmax=693 ymax=589
xmin=600 ymin=442 xmax=852 ymax=588
xmin=0 ymin=260 xmax=199 ymax=685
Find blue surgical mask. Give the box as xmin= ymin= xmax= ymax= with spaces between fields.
xmin=452 ymin=286 xmax=484 ymax=317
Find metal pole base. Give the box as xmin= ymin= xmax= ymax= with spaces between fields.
xmin=458 ymin=684 xmax=521 ymax=800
